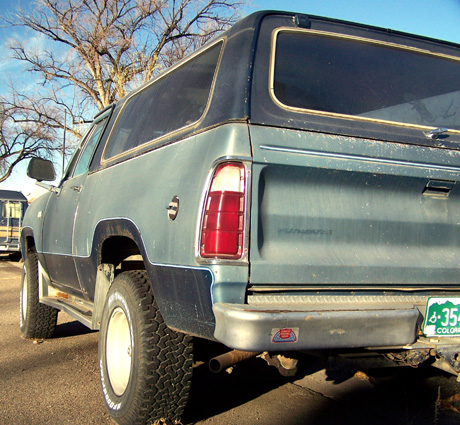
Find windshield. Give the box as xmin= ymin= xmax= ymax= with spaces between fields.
xmin=272 ymin=30 xmax=460 ymax=131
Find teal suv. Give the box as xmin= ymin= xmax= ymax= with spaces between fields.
xmin=21 ymin=10 xmax=460 ymax=425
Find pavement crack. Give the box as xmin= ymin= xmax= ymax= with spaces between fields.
xmin=291 ymin=382 xmax=335 ymax=401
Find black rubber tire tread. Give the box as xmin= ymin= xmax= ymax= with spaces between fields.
xmin=99 ymin=270 xmax=193 ymax=425
xmin=19 ymin=253 xmax=58 ymax=339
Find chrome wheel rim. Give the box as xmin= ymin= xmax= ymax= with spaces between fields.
xmin=106 ymin=306 xmax=132 ymax=396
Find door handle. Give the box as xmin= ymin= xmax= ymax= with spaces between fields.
xmin=423 ymin=180 xmax=455 ymax=198
xmin=72 ymin=185 xmax=82 ymax=193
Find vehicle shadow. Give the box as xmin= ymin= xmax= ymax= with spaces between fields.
xmin=53 ymin=317 xmax=97 ymax=339
xmin=305 ymin=367 xmax=460 ymax=425
xmin=0 ymin=253 xmax=22 ymax=262
xmin=183 ymin=342 xmax=460 ymax=425
xmin=183 ymin=340 xmax=308 ymax=424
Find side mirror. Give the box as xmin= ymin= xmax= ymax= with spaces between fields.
xmin=27 ymin=158 xmax=56 ymax=182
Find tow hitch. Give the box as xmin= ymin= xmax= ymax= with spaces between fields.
xmin=389 ymin=338 xmax=460 ymax=380
xmin=428 ymin=341 xmax=460 ymax=379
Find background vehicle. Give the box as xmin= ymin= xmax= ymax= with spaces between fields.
xmin=0 ymin=189 xmax=27 ymax=257
xmin=20 ymin=10 xmax=460 ymax=425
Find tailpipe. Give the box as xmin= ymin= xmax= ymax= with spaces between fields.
xmin=209 ymin=350 xmax=260 ymax=373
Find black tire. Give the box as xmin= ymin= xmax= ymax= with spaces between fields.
xmin=99 ymin=270 xmax=193 ymax=425
xmin=19 ymin=253 xmax=58 ymax=339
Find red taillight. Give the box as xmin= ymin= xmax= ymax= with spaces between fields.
xmin=200 ymin=162 xmax=246 ymax=259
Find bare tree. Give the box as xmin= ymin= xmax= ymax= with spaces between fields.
xmin=0 ymin=97 xmax=64 ymax=183
xmin=0 ymin=0 xmax=243 ymax=182
xmin=7 ymin=0 xmax=244 ymax=109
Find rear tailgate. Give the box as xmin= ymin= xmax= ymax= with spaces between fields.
xmin=249 ymin=125 xmax=460 ymax=288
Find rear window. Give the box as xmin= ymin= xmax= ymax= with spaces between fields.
xmin=104 ymin=41 xmax=222 ymax=159
xmin=272 ymin=30 xmax=460 ymax=131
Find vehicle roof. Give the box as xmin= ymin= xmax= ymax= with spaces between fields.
xmin=89 ymin=9 xmax=460 ymax=169
xmin=97 ymin=9 xmax=460 ymax=118
xmin=109 ymin=9 xmax=460 ymax=114
xmin=237 ymin=10 xmax=460 ymax=47
xmin=0 ymin=189 xmax=27 ymax=201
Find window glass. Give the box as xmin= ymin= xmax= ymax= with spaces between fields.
xmin=274 ymin=31 xmax=460 ymax=130
xmin=73 ymin=118 xmax=107 ymax=177
xmin=3 ymin=202 xmax=21 ymax=219
xmin=104 ymin=42 xmax=222 ymax=159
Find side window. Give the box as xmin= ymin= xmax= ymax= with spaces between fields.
xmin=72 ymin=118 xmax=107 ymax=177
xmin=104 ymin=41 xmax=222 ymax=159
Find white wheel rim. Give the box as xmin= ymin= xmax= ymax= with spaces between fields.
xmin=21 ymin=268 xmax=28 ymax=322
xmin=106 ymin=306 xmax=132 ymax=396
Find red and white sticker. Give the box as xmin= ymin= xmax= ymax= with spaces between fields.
xmin=271 ymin=328 xmax=299 ymax=344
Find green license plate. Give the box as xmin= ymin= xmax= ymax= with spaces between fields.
xmin=423 ymin=298 xmax=460 ymax=337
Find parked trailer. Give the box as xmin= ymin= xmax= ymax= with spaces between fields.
xmin=0 ymin=190 xmax=28 ymax=256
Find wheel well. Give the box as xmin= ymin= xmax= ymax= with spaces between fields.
xmin=100 ymin=236 xmax=144 ymax=272
xmin=24 ymin=236 xmax=36 ymax=255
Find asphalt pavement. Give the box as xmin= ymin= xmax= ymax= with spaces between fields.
xmin=3 ymin=256 xmax=460 ymax=425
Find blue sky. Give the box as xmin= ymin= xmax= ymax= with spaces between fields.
xmin=1 ymin=0 xmax=460 ymax=194
xmin=245 ymin=0 xmax=460 ymax=44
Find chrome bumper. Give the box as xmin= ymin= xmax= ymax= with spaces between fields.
xmin=213 ymin=302 xmax=420 ymax=351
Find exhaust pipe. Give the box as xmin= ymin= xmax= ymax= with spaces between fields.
xmin=209 ymin=350 xmax=260 ymax=373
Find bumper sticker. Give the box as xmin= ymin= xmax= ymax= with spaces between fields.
xmin=272 ymin=328 xmax=299 ymax=344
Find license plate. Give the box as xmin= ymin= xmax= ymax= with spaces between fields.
xmin=423 ymin=298 xmax=460 ymax=337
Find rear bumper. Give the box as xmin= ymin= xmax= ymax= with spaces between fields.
xmin=213 ymin=302 xmax=420 ymax=351
xmin=0 ymin=242 xmax=20 ymax=253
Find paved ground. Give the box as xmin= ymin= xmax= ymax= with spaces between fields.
xmin=3 ymin=256 xmax=460 ymax=425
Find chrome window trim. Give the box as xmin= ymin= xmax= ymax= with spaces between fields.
xmin=101 ymin=38 xmax=226 ymax=164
